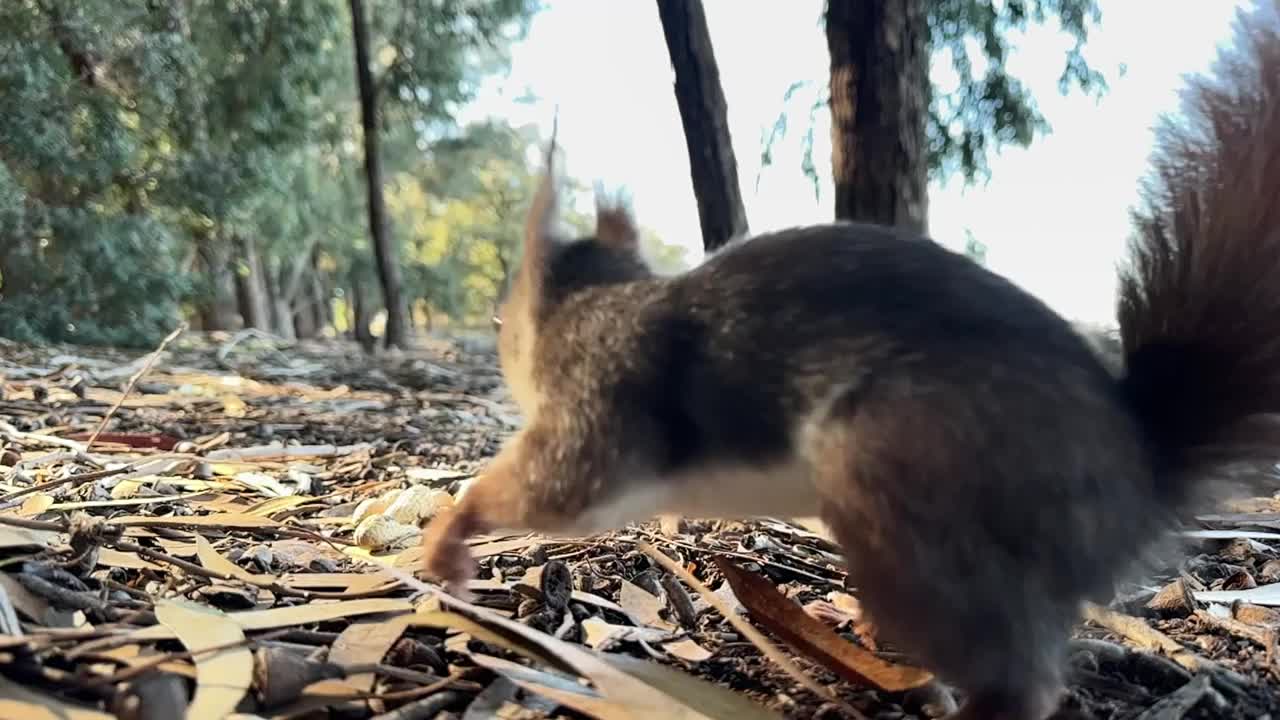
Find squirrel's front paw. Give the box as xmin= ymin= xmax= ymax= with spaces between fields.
xmin=420 ymin=507 xmax=477 ymax=599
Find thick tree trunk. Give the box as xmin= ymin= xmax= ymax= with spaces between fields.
xmin=348 ymin=0 xmax=409 ymax=349
xmin=656 ymin=0 xmax=748 ymax=252
xmin=825 ymin=0 xmax=929 ymax=233
xmin=232 ymin=234 xmax=270 ymax=329
xmin=194 ymin=242 xmax=239 ymax=332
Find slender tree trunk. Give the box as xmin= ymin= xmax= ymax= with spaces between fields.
xmin=348 ymin=0 xmax=409 ymax=349
xmin=232 ymin=235 xmax=270 ymax=329
xmin=292 ymin=283 xmax=316 ymax=339
xmin=264 ymin=261 xmax=296 ymax=340
xmin=825 ymin=0 xmax=929 ymax=233
xmin=351 ymin=277 xmax=376 ymax=354
xmin=308 ymin=251 xmax=327 ymax=335
xmin=656 ymin=0 xmax=748 ymax=252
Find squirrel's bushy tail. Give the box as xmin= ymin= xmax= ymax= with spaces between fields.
xmin=1118 ymin=0 xmax=1280 ymax=503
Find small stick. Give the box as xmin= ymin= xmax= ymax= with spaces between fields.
xmin=637 ymin=541 xmax=864 ymax=719
xmin=85 ymin=322 xmax=186 ymax=451
xmin=83 ymin=628 xmax=294 ymax=688
xmin=1082 ymin=603 xmax=1206 ymax=673
xmin=0 ymin=465 xmax=131 ymax=503
xmin=111 ymin=539 xmax=389 ymax=602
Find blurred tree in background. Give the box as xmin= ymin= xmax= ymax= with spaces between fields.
xmin=761 ymin=0 xmax=1107 ymax=225
xmin=0 ymin=0 xmax=677 ymax=350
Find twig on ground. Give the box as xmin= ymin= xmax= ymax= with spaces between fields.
xmin=86 ymin=322 xmax=186 ymax=451
xmin=1 ymin=465 xmax=131 ymax=503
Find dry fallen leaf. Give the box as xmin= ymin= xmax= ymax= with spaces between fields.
xmin=713 ymin=556 xmax=933 ymax=692
xmin=195 ymin=535 xmax=260 ymax=582
xmin=0 ymin=523 xmax=57 ymax=551
xmin=662 ymin=637 xmax=714 ymax=663
xmin=110 ymin=479 xmax=143 ymax=499
xmin=619 ymin=579 xmax=676 ymax=631
xmin=155 ymin=599 xmax=253 ymax=720
xmin=605 ymin=653 xmax=784 ymax=720
xmin=581 ymin=616 xmax=675 ymax=650
xmin=0 ymin=572 xmax=50 ymax=622
xmin=17 ymin=493 xmax=55 ymax=516
xmin=417 ymin=598 xmax=722 ymax=719
xmin=327 ymin=614 xmax=414 ymax=692
xmin=97 ymin=548 xmax=164 ymax=571
xmin=1194 ymin=583 xmax=1280 ymax=607
xmin=121 ymin=598 xmax=415 ymax=646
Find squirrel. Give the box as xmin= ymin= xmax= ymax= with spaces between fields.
xmin=421 ymin=4 xmax=1280 ymax=719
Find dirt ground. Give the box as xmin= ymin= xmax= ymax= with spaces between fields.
xmin=1 ymin=331 xmax=1278 ymax=720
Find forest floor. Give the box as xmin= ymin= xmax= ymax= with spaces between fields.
xmin=1 ymin=330 xmax=1279 ymax=720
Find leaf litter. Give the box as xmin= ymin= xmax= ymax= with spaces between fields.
xmin=0 ymin=332 xmax=1279 ymax=719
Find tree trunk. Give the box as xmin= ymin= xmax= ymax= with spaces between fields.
xmin=194 ymin=241 xmax=239 ymax=332
xmin=348 ymin=0 xmax=409 ymax=349
xmin=351 ymin=278 xmax=376 ymax=354
xmin=656 ymin=0 xmax=748 ymax=252
xmin=293 ymin=252 xmax=327 ymax=340
xmin=232 ymin=235 xmax=270 ymax=329
xmin=825 ymin=0 xmax=929 ymax=233
xmin=264 ymin=261 xmax=296 ymax=341
xmin=309 ymin=251 xmax=328 ymax=335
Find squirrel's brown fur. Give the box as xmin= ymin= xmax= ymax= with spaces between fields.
xmin=422 ymin=4 xmax=1280 ymax=718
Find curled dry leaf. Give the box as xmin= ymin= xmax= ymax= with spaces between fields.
xmin=353 ymin=513 xmax=420 ymax=551
xmin=386 ymin=485 xmax=454 ymax=525
xmin=712 ymin=556 xmax=933 ymax=693
xmin=352 ymin=490 xmax=402 ymax=526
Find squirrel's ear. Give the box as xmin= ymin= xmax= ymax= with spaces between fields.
xmin=594 ymin=185 xmax=639 ymax=251
xmin=521 ymin=122 xmax=561 ymax=293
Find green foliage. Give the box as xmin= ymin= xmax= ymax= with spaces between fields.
xmin=761 ymin=0 xmax=1106 ymax=196
xmin=0 ymin=0 xmax=537 ymax=346
xmin=0 ymin=2 xmax=200 ymax=346
xmin=371 ymin=0 xmax=536 ymax=127
xmin=928 ymin=0 xmax=1106 ymax=181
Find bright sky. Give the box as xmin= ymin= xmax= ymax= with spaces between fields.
xmin=463 ymin=0 xmax=1250 ymax=325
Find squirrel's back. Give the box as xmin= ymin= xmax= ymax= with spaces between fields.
xmin=646 ymin=221 xmax=1132 ymax=477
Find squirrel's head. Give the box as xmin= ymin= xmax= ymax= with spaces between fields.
xmin=494 ymin=135 xmax=653 ymax=418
